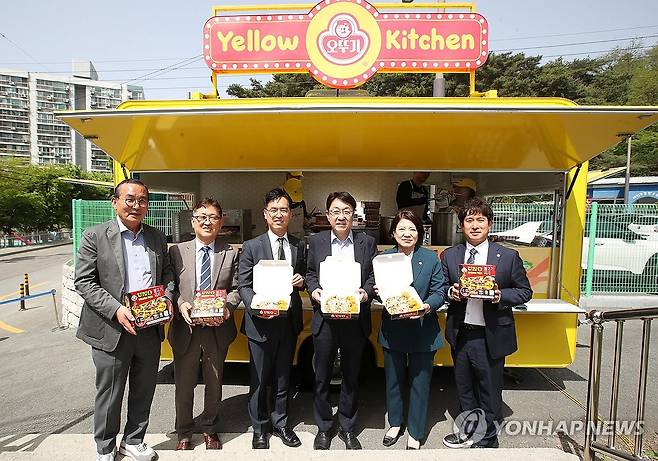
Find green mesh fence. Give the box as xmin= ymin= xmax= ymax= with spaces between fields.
xmin=72 ymin=200 xmax=188 ymax=261
xmin=71 ymin=199 xmax=657 ymax=294
xmin=582 ymin=203 xmax=658 ymax=294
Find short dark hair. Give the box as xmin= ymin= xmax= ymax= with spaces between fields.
xmin=458 ymin=197 xmax=494 ymax=224
xmin=390 ymin=209 xmax=424 ymax=248
xmin=326 ymin=191 xmax=357 ymax=211
xmin=113 ymin=179 xmax=148 ymax=198
xmin=263 ymin=188 xmax=292 ymax=208
xmin=193 ymin=197 xmax=223 ymax=215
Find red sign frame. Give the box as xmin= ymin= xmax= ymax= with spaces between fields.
xmin=204 ymin=0 xmax=489 ymax=89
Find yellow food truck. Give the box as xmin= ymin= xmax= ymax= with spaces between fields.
xmin=57 ymin=1 xmax=658 ymax=384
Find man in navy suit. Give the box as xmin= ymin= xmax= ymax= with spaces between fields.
xmin=441 ymin=198 xmax=532 ymax=449
xmin=239 ymin=188 xmax=306 ymax=449
xmin=306 ymin=191 xmax=376 ymax=450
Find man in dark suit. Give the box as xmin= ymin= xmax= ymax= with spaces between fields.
xmin=168 ymin=197 xmax=240 ymax=451
xmin=75 ymin=179 xmax=174 ymax=461
xmin=440 ymin=197 xmax=532 ymax=449
xmin=239 ymin=188 xmax=306 ymax=449
xmin=306 ymin=191 xmax=376 ymax=450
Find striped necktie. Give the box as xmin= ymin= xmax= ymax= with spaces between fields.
xmin=467 ymin=248 xmax=477 ymax=264
xmin=200 ymin=246 xmax=212 ymax=290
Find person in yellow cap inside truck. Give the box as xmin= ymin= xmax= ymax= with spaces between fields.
xmin=450 ymin=177 xmax=477 ymax=211
xmin=282 ymin=171 xmax=311 ymax=239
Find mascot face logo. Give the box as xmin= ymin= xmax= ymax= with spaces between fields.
xmin=318 ymin=14 xmax=369 ymax=65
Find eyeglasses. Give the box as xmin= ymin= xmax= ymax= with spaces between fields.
xmin=265 ymin=207 xmax=290 ymax=217
xmin=192 ymin=215 xmax=221 ymax=224
xmin=123 ymin=197 xmax=148 ymax=208
xmin=328 ymin=208 xmax=354 ymax=217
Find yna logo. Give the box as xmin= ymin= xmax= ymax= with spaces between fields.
xmin=454 ymin=408 xmax=488 ymax=444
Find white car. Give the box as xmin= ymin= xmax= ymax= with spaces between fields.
xmin=627 ymin=214 xmax=658 ymax=239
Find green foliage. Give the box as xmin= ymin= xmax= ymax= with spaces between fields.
xmin=226 ymin=44 xmax=658 ymax=175
xmin=0 ymin=160 xmax=110 ymax=233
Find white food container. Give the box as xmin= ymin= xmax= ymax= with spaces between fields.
xmin=252 ymin=260 xmax=293 ymax=317
xmin=319 ymin=256 xmax=361 ymax=319
xmin=373 ymin=253 xmax=424 ymax=319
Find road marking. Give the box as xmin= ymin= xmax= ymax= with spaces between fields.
xmin=0 ymin=281 xmax=49 ymax=301
xmin=0 ymin=320 xmax=25 ymax=334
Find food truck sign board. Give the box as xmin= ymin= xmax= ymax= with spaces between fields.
xmin=203 ymin=0 xmax=489 ymax=89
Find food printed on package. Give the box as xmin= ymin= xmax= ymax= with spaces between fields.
xmin=321 ymin=294 xmax=359 ymax=319
xmin=191 ymin=289 xmax=227 ymax=321
xmin=384 ymin=289 xmax=423 ymax=319
xmin=254 ymin=299 xmax=289 ymax=317
xmin=459 ymin=264 xmax=496 ymax=299
xmin=125 ymin=285 xmax=170 ymax=329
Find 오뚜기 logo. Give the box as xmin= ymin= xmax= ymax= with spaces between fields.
xmin=318 ymin=13 xmax=370 ymax=65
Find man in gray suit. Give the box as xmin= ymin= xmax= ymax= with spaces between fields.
xmin=168 ymin=197 xmax=240 ymax=451
xmin=239 ymin=188 xmax=306 ymax=449
xmin=75 ymin=179 xmax=174 ymax=461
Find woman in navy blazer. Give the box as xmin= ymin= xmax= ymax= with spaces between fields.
xmin=378 ymin=210 xmax=448 ymax=449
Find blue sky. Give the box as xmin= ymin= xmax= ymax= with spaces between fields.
xmin=2 ymin=0 xmax=657 ymax=98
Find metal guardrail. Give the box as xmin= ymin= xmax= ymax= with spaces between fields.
xmin=584 ymin=307 xmax=658 ymax=461
xmin=0 ymin=230 xmax=72 ymax=248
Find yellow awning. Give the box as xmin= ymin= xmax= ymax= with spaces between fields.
xmin=56 ymin=97 xmax=657 ymax=172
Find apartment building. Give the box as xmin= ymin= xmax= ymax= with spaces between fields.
xmin=0 ymin=60 xmax=143 ymax=173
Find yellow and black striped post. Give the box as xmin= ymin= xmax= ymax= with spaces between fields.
xmin=19 ymin=283 xmax=26 ymax=311
xmin=23 ymin=273 xmax=30 ymax=296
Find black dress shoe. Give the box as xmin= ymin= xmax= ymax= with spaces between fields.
xmin=382 ymin=427 xmax=404 ymax=447
xmin=272 ymin=427 xmax=301 ymax=447
xmin=338 ymin=430 xmax=362 ymax=450
xmin=313 ymin=430 xmax=333 ymax=450
xmin=252 ymin=432 xmax=269 ymax=449
xmin=471 ymin=436 xmax=499 ymax=448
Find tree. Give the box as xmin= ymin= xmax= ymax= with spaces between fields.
xmin=0 ymin=160 xmax=110 ymax=233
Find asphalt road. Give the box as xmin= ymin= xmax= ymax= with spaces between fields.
xmin=0 ymin=246 xmax=656 ymax=457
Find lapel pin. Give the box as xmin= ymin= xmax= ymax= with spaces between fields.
xmin=419 ymin=261 xmax=423 ymax=265
xmin=497 ymin=253 xmax=501 ymax=258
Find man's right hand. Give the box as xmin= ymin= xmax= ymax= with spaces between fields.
xmin=116 ymin=306 xmax=137 ymax=336
xmin=311 ymin=288 xmax=323 ymax=304
xmin=449 ymin=283 xmax=463 ymax=302
xmin=179 ymin=302 xmax=193 ymax=325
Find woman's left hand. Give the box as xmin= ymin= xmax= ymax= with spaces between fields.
xmin=408 ymin=303 xmax=431 ymax=319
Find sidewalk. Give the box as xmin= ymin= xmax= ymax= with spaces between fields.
xmin=0 ymin=433 xmax=579 ymax=461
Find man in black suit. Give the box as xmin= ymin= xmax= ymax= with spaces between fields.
xmin=306 ymin=191 xmax=376 ymax=450
xmin=441 ymin=197 xmax=532 ymax=449
xmin=239 ymin=188 xmax=306 ymax=449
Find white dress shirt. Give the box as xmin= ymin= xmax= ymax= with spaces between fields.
xmin=117 ymin=217 xmax=151 ymax=292
xmin=330 ymin=230 xmax=355 ymax=260
xmin=464 ymin=239 xmax=489 ymax=326
xmin=267 ymin=230 xmax=292 ymax=264
xmin=195 ymin=239 xmax=215 ymax=290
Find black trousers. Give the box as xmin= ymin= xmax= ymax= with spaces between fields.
xmin=91 ymin=327 xmax=160 ymax=455
xmin=312 ymin=320 xmax=365 ymax=432
xmin=247 ymin=323 xmax=296 ymax=433
xmin=451 ymin=328 xmax=505 ymax=440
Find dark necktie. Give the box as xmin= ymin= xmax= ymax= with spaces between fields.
xmin=200 ymin=246 xmax=211 ymax=290
xmin=277 ymin=237 xmax=286 ymax=261
xmin=467 ymin=248 xmax=477 ymax=264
